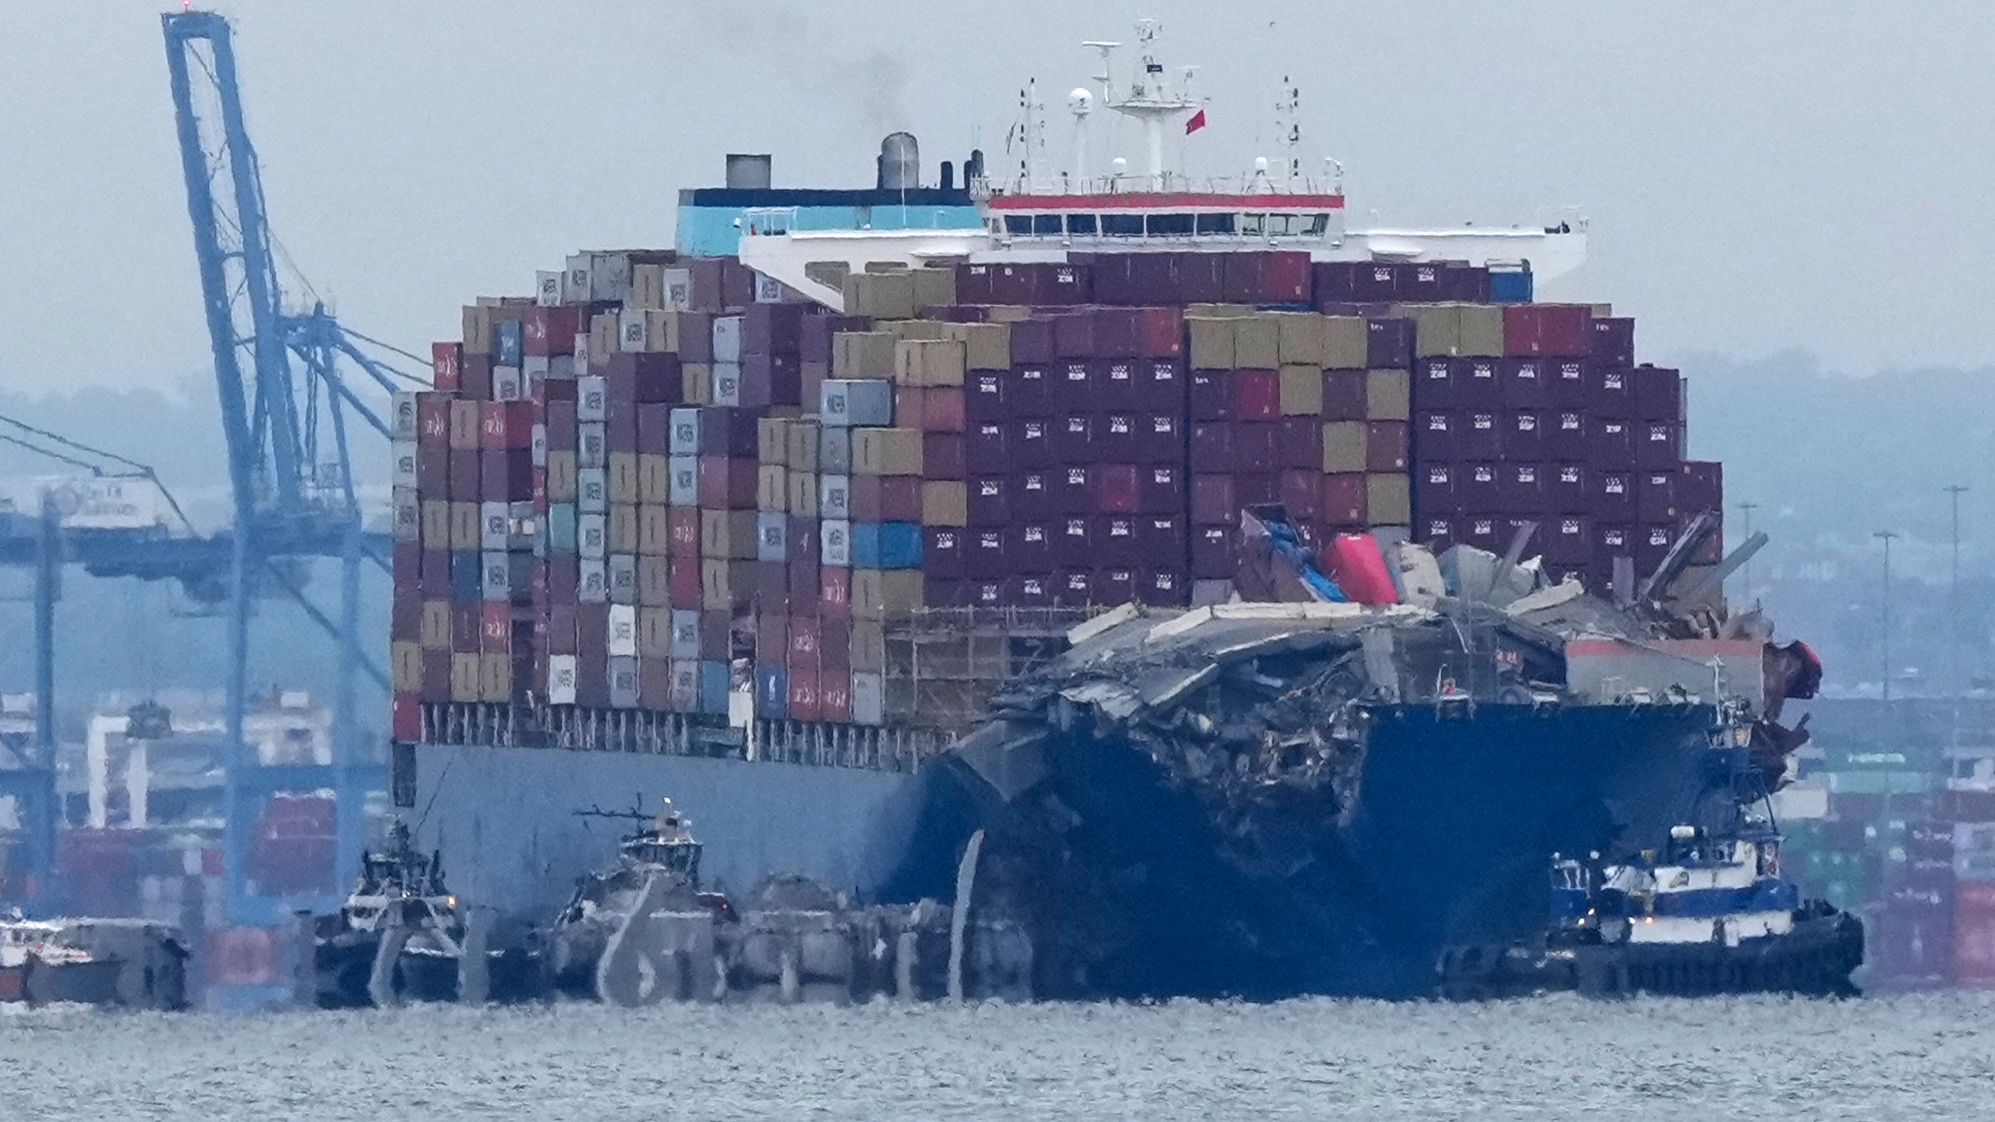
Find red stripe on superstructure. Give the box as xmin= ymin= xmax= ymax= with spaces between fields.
xmin=985 ymin=193 xmax=1344 ymax=210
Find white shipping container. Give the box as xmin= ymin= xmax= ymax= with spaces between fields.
xmin=711 ymin=316 xmax=743 ymax=363
xmin=578 ymin=423 xmax=608 ymax=470
xmin=390 ymin=391 xmax=419 ymax=439
xmin=608 ymin=656 xmax=641 ymax=709
xmin=819 ymin=475 xmax=851 ymax=520
xmin=754 ymin=272 xmax=785 ymax=303
xmin=852 ymin=671 xmax=885 ymax=726
xmin=667 ymin=456 xmax=699 ymax=506
xmin=493 ymin=365 xmax=524 ymax=402
xmin=619 ymin=308 xmax=649 ymax=352
xmin=668 ymin=407 xmax=702 ymax=455
xmin=571 ymin=331 xmax=591 ymax=370
xmin=531 ymin=423 xmax=548 ymax=469
xmin=609 ymin=554 xmax=638 ymax=604
xmin=607 ymin=604 xmax=639 ymax=657
xmin=756 ymin=512 xmax=788 ymax=563
xmin=662 ymin=268 xmax=692 ymax=312
xmin=563 ymin=254 xmax=593 ymax=304
xmin=578 ymin=512 xmax=607 ymax=559
xmin=549 ymin=354 xmax=577 ymax=381
xmin=711 ymin=362 xmax=741 ymax=406
xmin=392 ymin=487 xmax=419 ymax=542
xmin=669 ymin=609 xmax=701 ymax=659
xmin=590 ymin=252 xmax=633 ymax=303
xmin=509 ymin=501 xmax=536 ymax=551
xmin=536 ymin=270 xmax=562 ymax=307
xmin=547 ymin=654 xmax=579 ymax=705
xmin=391 ymin=440 xmax=418 ymax=490
xmin=576 ymin=375 xmax=609 ymax=422
xmin=821 ymin=518 xmax=852 ymax=567
xmin=523 ymin=354 xmax=550 ymax=377
xmin=479 ymin=501 xmax=510 ymax=552
xmin=577 ymin=468 xmax=608 ymax=515
xmin=578 ymin=558 xmax=608 ymax=602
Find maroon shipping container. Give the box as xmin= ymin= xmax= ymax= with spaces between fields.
xmin=431 ymin=343 xmax=462 ymax=393
xmin=1189 ymin=369 xmax=1233 ymax=421
xmin=1678 ymin=460 xmax=1723 ymax=516
xmin=966 ymin=529 xmax=1007 ymax=580
xmin=1232 ymin=422 xmax=1277 ymax=472
xmin=924 ymin=526 xmax=966 ymax=578
xmin=1417 ymin=463 xmax=1458 ymax=517
xmin=669 ymin=559 xmax=701 ymax=608
xmin=788 ymin=561 xmax=818 ymax=606
xmin=697 ymin=456 xmax=758 ymax=508
xmin=1366 ymin=317 xmax=1414 ymax=370
xmin=1367 ymin=421 xmax=1409 ymax=473
xmin=669 ymin=507 xmax=700 ymax=557
xmin=849 ymin=475 xmax=884 ymax=521
xmin=1054 ymin=313 xmax=1100 ymax=361
xmin=1591 ymin=317 xmax=1636 ymax=365
xmin=820 ymin=567 xmax=851 ymax=615
xmin=968 ymin=476 xmax=1010 ymax=527
xmin=922 ymin=431 xmax=966 ymax=479
xmin=1632 ymin=365 xmax=1683 ymax=422
xmin=1134 ymin=307 xmax=1185 ymax=358
xmin=1013 ymin=471 xmax=1056 ymax=521
xmin=1055 ymin=516 xmax=1093 ymax=569
xmin=1097 ymin=464 xmax=1140 ymax=513
xmin=1279 ymin=469 xmax=1320 ymax=522
xmin=1177 ymin=253 xmax=1225 ymax=303
xmin=1275 ymin=417 xmax=1317 ymax=470
xmin=1191 ymin=524 xmax=1235 ymax=579
xmin=1232 ymin=370 xmax=1280 ymax=422
xmin=1057 ymin=466 xmax=1094 ymax=514
xmin=603 ymin=352 xmax=684 ymax=406
xmin=699 ymin=407 xmax=760 ymax=457
xmin=1010 ymin=321 xmax=1057 ymax=364
xmin=1322 ymin=474 xmax=1366 ymax=526
xmin=1190 ymin=475 xmax=1235 ymax=525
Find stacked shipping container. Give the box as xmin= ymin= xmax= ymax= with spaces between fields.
xmin=392 ymin=249 xmax=1720 ymax=739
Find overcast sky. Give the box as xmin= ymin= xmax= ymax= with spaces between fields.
xmin=2 ymin=0 xmax=1990 ymax=396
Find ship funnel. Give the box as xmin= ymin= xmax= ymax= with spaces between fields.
xmin=966 ymin=148 xmax=985 ymax=185
xmin=878 ymin=131 xmax=920 ymax=190
xmin=940 ymin=160 xmax=954 ymax=191
xmin=725 ymin=153 xmax=772 ymax=190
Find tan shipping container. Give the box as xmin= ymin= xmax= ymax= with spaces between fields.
xmin=1276 ymin=313 xmax=1325 ymax=366
xmin=609 ymin=503 xmax=641 ymax=554
xmin=1458 ymin=304 xmax=1506 ymax=358
xmin=757 ymin=465 xmax=788 ymax=512
xmin=419 ymin=601 xmax=452 ymax=650
xmin=450 ymin=502 xmax=482 ymax=551
xmin=448 ymin=400 xmax=481 ymax=450
xmin=391 ymin=642 xmax=424 ymax=693
xmin=451 ymin=653 xmax=482 ymax=703
xmin=480 ymin=652 xmax=513 ymax=703
xmin=757 ymin=417 xmax=788 ymax=465
xmin=1187 ymin=317 xmax=1234 ymax=369
xmin=1321 ymin=316 xmax=1369 ymax=370
xmin=852 ymin=427 xmax=923 ymax=476
xmin=637 ymin=453 xmax=669 ymax=504
xmin=547 ymin=450 xmax=580 ymax=504
xmin=912 ymin=267 xmax=956 ymax=310
xmin=608 ymin=452 xmax=640 ymax=504
xmin=1233 ymin=316 xmax=1282 ymax=369
xmin=1366 ymin=369 xmax=1411 ymax=420
xmin=850 ymin=620 xmax=886 ymax=672
xmin=1322 ymin=422 xmax=1369 ymax=474
xmin=639 ymin=504 xmax=672 ymax=555
xmin=638 ymin=555 xmax=671 ymax=606
xmin=461 ymin=305 xmax=495 ymax=355
xmin=843 ymin=270 xmax=918 ymax=319
xmin=921 ymin=481 xmax=969 ymax=526
xmin=964 ymin=322 xmax=1012 ymax=371
xmin=421 ymin=500 xmax=451 ymax=549
xmin=833 ymin=332 xmax=898 ymax=380
xmin=1396 ymin=303 xmax=1463 ymax=358
xmin=788 ymin=471 xmax=820 ymax=518
xmin=1279 ymin=365 xmax=1324 ymax=416
xmin=590 ymin=312 xmax=619 ymax=366
xmin=637 ymin=607 xmax=672 ymax=659
xmin=701 ymin=509 xmax=759 ymax=560
xmin=681 ymin=362 xmax=713 ymax=405
xmin=1367 ymin=473 xmax=1411 ymax=525
xmin=630 ymin=263 xmax=664 ymax=310
xmin=786 ymin=420 xmax=821 ymax=471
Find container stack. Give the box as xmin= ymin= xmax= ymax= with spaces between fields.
xmin=394 ymin=248 xmax=1722 ymax=740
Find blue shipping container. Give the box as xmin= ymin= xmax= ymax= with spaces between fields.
xmin=495 ymin=320 xmax=524 ymax=366
xmin=755 ymin=664 xmax=789 ymax=719
xmin=853 ymin=521 xmax=923 ymax=569
xmin=450 ymin=551 xmax=483 ymax=600
xmin=699 ymin=660 xmax=730 ymax=716
xmin=1489 ymin=266 xmax=1533 ymax=304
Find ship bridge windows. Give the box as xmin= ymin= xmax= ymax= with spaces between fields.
xmin=1195 ymin=213 xmax=1237 ymax=235
xmin=1145 ymin=213 xmax=1195 ymax=236
xmin=1066 ymin=213 xmax=1097 ymax=235
xmin=1003 ymin=214 xmax=1034 ymax=236
xmin=1240 ymin=213 xmax=1265 ymax=236
xmin=1032 ymin=214 xmax=1065 ymax=235
xmin=1102 ymin=213 xmax=1144 ymax=237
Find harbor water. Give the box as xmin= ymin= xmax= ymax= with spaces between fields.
xmin=5 ymin=992 xmax=1994 ymax=1120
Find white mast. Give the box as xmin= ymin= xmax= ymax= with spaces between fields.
xmin=1100 ymin=20 xmax=1197 ymax=190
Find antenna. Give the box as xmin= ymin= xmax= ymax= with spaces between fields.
xmin=1277 ymin=75 xmax=1302 ymax=184
xmin=1068 ymin=87 xmax=1094 ymax=183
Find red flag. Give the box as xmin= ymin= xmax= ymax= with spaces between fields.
xmin=1185 ymin=109 xmax=1207 ymax=135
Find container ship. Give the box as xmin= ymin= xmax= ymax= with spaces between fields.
xmin=392 ymin=27 xmax=1819 ymax=996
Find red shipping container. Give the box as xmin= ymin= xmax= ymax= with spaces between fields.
xmin=787 ymin=616 xmax=821 ymax=667
xmin=1134 ymin=306 xmax=1185 ymax=358
xmin=1233 ymin=422 xmax=1278 ymax=471
xmin=1097 ymin=464 xmax=1141 ymax=513
xmin=1177 ymin=252 xmax=1225 ymax=303
xmin=1323 ymin=369 xmax=1369 ymax=421
xmin=481 ymin=603 xmax=511 ymax=652
xmin=698 ymin=456 xmax=759 ymax=509
xmin=1539 ymin=305 xmax=1593 ymax=357
xmin=819 ymin=672 xmax=852 ymax=723
xmin=1955 ymin=881 xmax=1995 ymax=987
xmin=668 ymin=559 xmax=701 ymax=608
xmin=1503 ymin=305 xmax=1543 ymax=357
xmin=431 ymin=342 xmax=462 ymax=392
xmin=1279 ymin=470 xmax=1320 ymax=522
xmin=1232 ymin=370 xmax=1281 ymax=421
xmin=1321 ymin=474 xmax=1367 ymax=526
xmin=820 ymin=567 xmax=851 ymax=615
xmin=1324 ymin=535 xmax=1398 ymax=604
xmin=895 ymin=385 xmax=928 ymax=431
xmin=924 ymin=387 xmax=966 ymax=432
xmin=786 ymin=667 xmax=821 ymax=722
xmin=523 ymin=305 xmax=581 ymax=356
xmin=391 ymin=693 xmax=421 ymax=741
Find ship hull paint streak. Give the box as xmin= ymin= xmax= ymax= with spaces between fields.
xmin=412 ymin=745 xmax=923 ymax=924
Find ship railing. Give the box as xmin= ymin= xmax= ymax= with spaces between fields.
xmin=973 ymin=171 xmax=1344 ymax=200
xmin=740 ymin=207 xmax=799 ymax=238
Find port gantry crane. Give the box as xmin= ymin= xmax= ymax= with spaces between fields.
xmin=160 ymin=8 xmax=415 ymax=927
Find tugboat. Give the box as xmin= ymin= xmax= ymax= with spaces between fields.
xmin=1 ymin=908 xmax=188 ymax=1009
xmin=314 ymin=821 xmax=533 ymax=1006
xmin=1439 ymin=710 xmax=1864 ymax=999
xmin=546 ymin=799 xmax=735 ymax=1002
